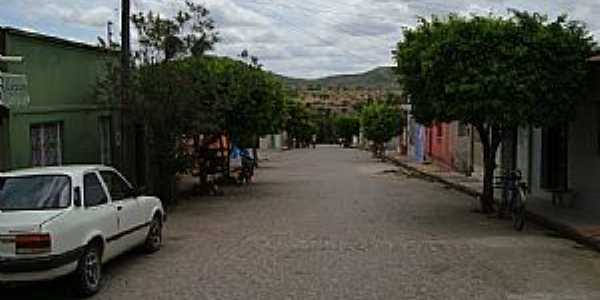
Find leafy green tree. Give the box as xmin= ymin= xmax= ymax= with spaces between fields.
xmin=284 ymin=99 xmax=318 ymax=147
xmin=132 ymin=0 xmax=218 ymax=62
xmin=132 ymin=56 xmax=287 ymax=202
xmin=314 ymin=110 xmax=337 ymax=144
xmin=360 ymin=102 xmax=403 ymax=156
xmin=135 ymin=57 xmax=222 ymax=202
xmin=335 ymin=115 xmax=360 ymax=147
xmin=395 ymin=11 xmax=595 ymax=212
xmin=96 ymin=4 xmax=286 ymax=203
xmin=221 ymin=56 xmax=286 ymax=172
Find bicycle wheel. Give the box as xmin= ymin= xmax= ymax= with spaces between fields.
xmin=511 ymin=189 xmax=526 ymax=231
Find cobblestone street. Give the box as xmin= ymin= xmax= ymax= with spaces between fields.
xmin=8 ymin=146 xmax=600 ymax=299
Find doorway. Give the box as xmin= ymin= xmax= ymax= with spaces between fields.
xmin=541 ymin=126 xmax=568 ymax=190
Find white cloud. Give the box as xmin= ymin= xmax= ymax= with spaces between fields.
xmin=1 ymin=0 xmax=599 ymax=78
xmin=55 ymin=5 xmax=114 ymax=28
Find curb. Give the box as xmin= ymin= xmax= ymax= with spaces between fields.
xmin=525 ymin=211 xmax=600 ymax=251
xmin=384 ymin=154 xmax=600 ymax=251
xmin=383 ymin=156 xmax=481 ymax=198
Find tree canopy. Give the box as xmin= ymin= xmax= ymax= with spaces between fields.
xmin=394 ymin=11 xmax=596 ymax=212
xmin=284 ymin=99 xmax=317 ymax=147
xmin=396 ymin=11 xmax=595 ymax=130
xmin=132 ymin=0 xmax=219 ymax=62
xmin=360 ymin=102 xmax=403 ymax=156
xmin=335 ymin=115 xmax=360 ymax=146
xmin=135 ymin=55 xmax=286 ymax=179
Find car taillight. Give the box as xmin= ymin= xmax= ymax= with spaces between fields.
xmin=15 ymin=234 xmax=51 ymax=255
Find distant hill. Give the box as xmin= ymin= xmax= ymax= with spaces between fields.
xmin=276 ymin=66 xmax=399 ymax=90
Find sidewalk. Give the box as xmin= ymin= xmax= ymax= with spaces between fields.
xmin=386 ymin=152 xmax=600 ymax=251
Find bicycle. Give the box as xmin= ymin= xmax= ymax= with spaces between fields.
xmin=494 ymin=170 xmax=528 ymax=231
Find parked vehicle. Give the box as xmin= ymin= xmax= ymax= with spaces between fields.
xmin=230 ymin=147 xmax=255 ymax=185
xmin=494 ymin=170 xmax=528 ymax=231
xmin=0 ymin=165 xmax=165 ymax=296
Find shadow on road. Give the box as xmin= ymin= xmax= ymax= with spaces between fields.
xmin=0 ymin=249 xmax=150 ymax=299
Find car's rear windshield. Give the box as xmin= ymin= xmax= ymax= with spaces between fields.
xmin=0 ymin=175 xmax=71 ymax=210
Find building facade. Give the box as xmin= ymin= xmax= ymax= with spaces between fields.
xmin=512 ymin=58 xmax=600 ymax=210
xmin=0 ymin=27 xmax=120 ymax=171
xmin=402 ymin=101 xmax=485 ymax=177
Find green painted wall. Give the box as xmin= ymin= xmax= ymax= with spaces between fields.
xmin=2 ymin=30 xmax=120 ymax=169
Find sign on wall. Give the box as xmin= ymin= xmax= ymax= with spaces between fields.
xmin=0 ymin=73 xmax=30 ymax=108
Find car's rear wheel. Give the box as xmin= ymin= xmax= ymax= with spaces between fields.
xmin=74 ymin=243 xmax=102 ymax=297
xmin=144 ymin=216 xmax=162 ymax=253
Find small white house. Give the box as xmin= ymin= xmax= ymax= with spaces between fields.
xmin=513 ymin=57 xmax=600 ymax=210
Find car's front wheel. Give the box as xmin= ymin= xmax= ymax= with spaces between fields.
xmin=74 ymin=243 xmax=102 ymax=297
xmin=144 ymin=216 xmax=163 ymax=253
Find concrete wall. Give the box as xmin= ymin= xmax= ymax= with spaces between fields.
xmin=260 ymin=134 xmax=283 ymax=150
xmin=515 ymin=127 xmax=546 ymax=198
xmin=454 ymin=125 xmax=473 ymax=174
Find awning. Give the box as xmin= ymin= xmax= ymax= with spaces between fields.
xmin=0 ymin=72 xmax=30 ymax=108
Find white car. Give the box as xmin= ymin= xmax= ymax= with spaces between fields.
xmin=0 ymin=165 xmax=165 ymax=296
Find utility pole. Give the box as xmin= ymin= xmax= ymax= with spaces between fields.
xmin=120 ymin=0 xmax=131 ymax=175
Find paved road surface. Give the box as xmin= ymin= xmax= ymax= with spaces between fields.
xmin=6 ymin=146 xmax=600 ymax=299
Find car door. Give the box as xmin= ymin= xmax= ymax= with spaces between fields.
xmin=82 ymin=172 xmax=119 ymax=259
xmin=99 ymin=170 xmax=146 ymax=250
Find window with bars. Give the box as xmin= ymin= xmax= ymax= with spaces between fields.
xmin=31 ymin=122 xmax=63 ymax=167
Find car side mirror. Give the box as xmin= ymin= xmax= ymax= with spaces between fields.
xmin=73 ymin=187 xmax=82 ymax=207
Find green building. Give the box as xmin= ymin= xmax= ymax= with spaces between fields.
xmin=0 ymin=27 xmax=121 ymax=172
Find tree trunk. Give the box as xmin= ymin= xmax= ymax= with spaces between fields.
xmin=475 ymin=124 xmax=503 ymax=214
xmin=481 ymin=142 xmax=496 ymax=213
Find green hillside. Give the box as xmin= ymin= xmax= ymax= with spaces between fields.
xmin=276 ymin=66 xmax=399 ymax=90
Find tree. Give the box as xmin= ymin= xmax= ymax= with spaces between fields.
xmin=134 ymin=58 xmax=221 ymax=203
xmin=96 ymin=4 xmax=286 ymax=204
xmin=131 ymin=56 xmax=286 ymax=202
xmin=284 ymin=99 xmax=318 ymax=148
xmin=335 ymin=115 xmax=360 ymax=147
xmin=360 ymin=102 xmax=403 ymax=157
xmin=132 ymin=0 xmax=218 ymax=62
xmin=395 ymin=11 xmax=595 ymax=213
xmin=314 ymin=109 xmax=337 ymax=144
xmin=228 ymin=50 xmax=284 ymax=150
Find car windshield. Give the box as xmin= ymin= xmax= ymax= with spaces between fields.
xmin=0 ymin=175 xmax=71 ymax=210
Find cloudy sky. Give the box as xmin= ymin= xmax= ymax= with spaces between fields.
xmin=1 ymin=0 xmax=599 ymax=78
